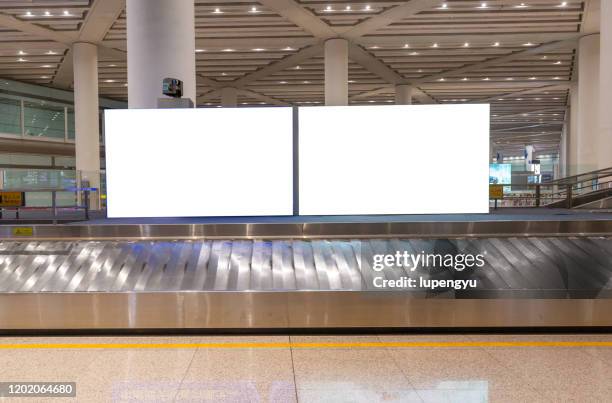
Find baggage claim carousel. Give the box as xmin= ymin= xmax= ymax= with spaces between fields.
xmin=1 ymin=218 xmax=612 ymax=331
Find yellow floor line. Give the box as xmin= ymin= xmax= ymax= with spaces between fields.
xmin=0 ymin=341 xmax=611 ymax=349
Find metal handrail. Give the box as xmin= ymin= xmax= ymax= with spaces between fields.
xmin=0 ymin=187 xmax=98 ymax=222
xmin=547 ymin=166 xmax=612 ymax=186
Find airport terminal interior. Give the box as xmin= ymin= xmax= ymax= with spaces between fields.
xmin=1 ymin=0 xmax=612 ymax=401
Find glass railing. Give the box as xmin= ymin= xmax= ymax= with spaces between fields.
xmin=0 ymin=94 xmax=103 ymax=143
xmin=0 ymin=168 xmax=105 ymax=217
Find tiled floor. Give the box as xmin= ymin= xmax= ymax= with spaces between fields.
xmin=0 ymin=333 xmax=611 ymax=402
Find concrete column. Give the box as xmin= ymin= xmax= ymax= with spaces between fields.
xmin=576 ymin=34 xmax=600 ymax=173
xmin=395 ymin=84 xmax=413 ymax=105
xmin=127 ymin=0 xmax=196 ymax=108
xmin=73 ymin=42 xmax=100 ymax=208
xmin=324 ymin=38 xmax=348 ymax=106
xmin=568 ymin=83 xmax=579 ymax=175
xmin=600 ymin=1 xmax=612 ymax=169
xmin=221 ymin=87 xmax=238 ymax=107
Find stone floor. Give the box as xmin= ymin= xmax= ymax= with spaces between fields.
xmin=0 ymin=333 xmax=611 ymax=402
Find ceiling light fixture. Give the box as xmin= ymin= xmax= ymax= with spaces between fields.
xmin=213 ymin=8 xmax=222 ymax=14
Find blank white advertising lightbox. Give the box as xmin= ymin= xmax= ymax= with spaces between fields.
xmin=105 ymin=108 xmax=294 ymax=218
xmin=298 ymin=104 xmax=490 ymax=215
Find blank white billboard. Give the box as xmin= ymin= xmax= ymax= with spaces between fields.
xmin=105 ymin=108 xmax=294 ymax=218
xmin=298 ymin=104 xmax=490 ymax=215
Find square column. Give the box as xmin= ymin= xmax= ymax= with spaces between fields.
xmin=324 ymin=39 xmax=348 ymax=106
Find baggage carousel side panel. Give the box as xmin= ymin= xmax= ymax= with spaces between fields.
xmin=1 ymin=292 xmax=612 ymax=330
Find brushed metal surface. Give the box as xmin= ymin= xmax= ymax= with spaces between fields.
xmin=0 ymin=237 xmax=611 ymax=329
xmin=1 ymin=219 xmax=612 ymax=241
xmin=0 ymin=238 xmax=610 ymax=294
xmin=1 ymin=293 xmax=612 ymax=329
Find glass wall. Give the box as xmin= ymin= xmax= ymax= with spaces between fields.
xmin=67 ymin=107 xmax=75 ymax=140
xmin=0 ymin=97 xmax=21 ymax=135
xmin=24 ymin=101 xmax=66 ymax=139
xmin=0 ymin=95 xmax=89 ymax=142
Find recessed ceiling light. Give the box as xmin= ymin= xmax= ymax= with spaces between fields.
xmin=213 ymin=8 xmax=222 ymax=14
xmin=252 ymin=48 xmax=265 ymax=52
xmin=40 ymin=64 xmax=53 ymax=68
xmin=370 ymin=45 xmax=380 ymax=49
xmin=303 ymin=80 xmax=310 ymax=84
xmin=283 ymin=46 xmax=295 ymax=51
xmin=108 ymin=64 xmax=116 ymax=67
xmin=554 ymin=61 xmax=562 ymax=65
xmin=478 ymin=2 xmax=488 ymax=9
xmin=529 ymin=77 xmax=537 ymax=80
xmin=104 ymin=79 xmax=115 ymax=83
xmin=17 ymin=58 xmax=27 ymax=62
xmin=18 ymin=50 xmax=26 ymax=55
xmin=438 ymin=77 xmax=445 ymax=81
xmin=46 ymin=50 xmax=57 ymax=55
xmin=463 ymin=42 xmax=470 ymax=47
xmin=409 ymin=52 xmax=419 ymax=56
xmin=506 ymin=77 xmax=514 ymax=80
xmin=515 ymin=3 xmax=528 ymax=8
xmin=63 ymin=10 xmax=70 ymax=16
xmin=295 ymin=65 xmax=301 ymax=69
xmin=559 ymin=1 xmax=568 ymax=7
xmin=44 ymin=11 xmax=51 ymax=16
xmin=325 ymin=5 xmax=332 ymax=12
xmin=250 ymin=6 xmax=258 ymax=13
xmin=483 ymin=77 xmax=490 ymax=81
xmin=25 ymin=11 xmax=33 ymax=17
xmin=493 ymin=42 xmax=500 ymax=47
xmin=462 ymin=77 xmax=468 ymax=81
xmin=432 ymin=43 xmax=438 ymax=48
xmin=40 ymin=76 xmax=49 ymax=79
xmin=279 ymin=81 xmax=288 ymax=84
xmin=221 ymin=72 xmax=227 ymax=76
xmin=403 ymin=43 xmax=410 ymax=48
xmin=345 ymin=5 xmax=351 ymax=11
xmin=438 ymin=3 xmax=448 ymax=9
xmin=364 ymin=5 xmax=371 ymax=11
xmin=523 ymin=42 xmax=535 ymax=46
xmin=222 ymin=48 xmax=235 ymax=52
xmin=553 ymin=76 xmax=561 ymax=80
